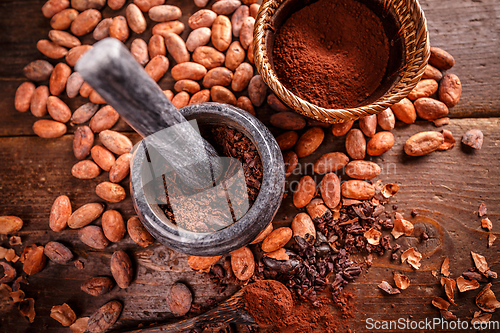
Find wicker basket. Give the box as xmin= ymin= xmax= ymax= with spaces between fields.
xmin=253 ymin=0 xmax=430 ymax=123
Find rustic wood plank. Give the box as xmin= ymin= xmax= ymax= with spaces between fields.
xmin=0 ymin=118 xmax=499 ymax=332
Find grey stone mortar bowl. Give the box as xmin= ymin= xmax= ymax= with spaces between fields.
xmin=130 ymin=102 xmax=285 ymax=256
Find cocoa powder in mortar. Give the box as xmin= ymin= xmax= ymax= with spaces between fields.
xmin=273 ymin=0 xmax=390 ymax=109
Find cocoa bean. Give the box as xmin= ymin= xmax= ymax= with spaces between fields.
xmin=72 ymin=160 xmax=101 ymax=179
xmin=293 ymin=175 xmax=315 ymax=208
xmin=50 ymin=8 xmax=78 ymax=30
xmin=429 ymin=47 xmax=455 ymax=70
xmin=164 ymin=33 xmax=190 ymax=64
xmin=193 ymin=46 xmax=225 ymax=70
xmin=89 ymin=105 xmax=119 ymax=133
xmin=341 ymin=180 xmax=375 ymax=200
xmin=291 ymin=213 xmax=315 ymax=242
xmin=267 ymin=94 xmax=290 ymax=112
xmin=231 ymin=5 xmax=249 ymax=37
xmin=283 ymin=150 xmax=298 ymax=177
xmin=0 ymin=216 xmax=23 ymax=235
xmin=269 ymin=112 xmax=306 ymax=130
xmin=87 ymin=300 xmax=122 ymax=333
xmin=344 ymin=160 xmax=381 ymax=179
xmin=109 ymin=16 xmax=129 ymax=43
xmin=127 ymin=216 xmax=154 ymax=247
xmin=95 ymin=182 xmax=126 ymax=203
xmin=91 ymin=145 xmax=116 ymax=171
xmin=359 ymin=114 xmax=377 ymax=137
xmin=213 ymin=0 xmax=241 ymax=15
xmin=15 ymin=82 xmax=35 ymax=112
xmin=189 ymin=89 xmax=211 ymax=105
xmin=313 ymin=152 xmax=349 ymax=174
xmin=23 ymin=60 xmax=54 ymax=81
xmin=248 ymin=75 xmax=267 ymax=107
xmin=390 ymin=98 xmax=416 ymax=124
xmin=250 ymin=3 xmax=259 ymax=18
xmin=414 ymin=97 xmax=449 ymax=120
xmin=231 ymin=246 xmax=255 ymax=280
xmin=187 ymin=255 xmax=221 ymax=271
xmin=47 ymin=96 xmax=71 ymax=123
xmin=408 ymin=79 xmax=438 ymax=100
xmin=109 ymin=153 xmax=131 ymax=183
xmin=345 ymin=129 xmax=366 ymax=160
xmin=102 ymin=210 xmax=126 ymax=243
xmin=172 ymin=91 xmax=190 ymax=108
xmin=186 ymin=28 xmax=211 ymax=52
xmin=377 ymin=108 xmax=396 ymax=131
xmin=68 ymin=203 xmax=104 ymax=229
xmin=49 ymin=195 xmax=71 ymax=232
xmin=166 ymin=283 xmax=192 ymax=316
xmin=33 ymin=120 xmax=67 ymax=138
xmin=93 ymin=17 xmax=112 ymax=41
xmin=79 ymin=225 xmax=109 ymax=249
xmin=261 ymin=227 xmax=292 ymax=252
xmin=30 ymin=85 xmax=49 ymax=117
xmin=126 ymin=3 xmax=147 ymax=34
xmin=80 ymin=81 xmax=93 ymax=98
xmin=130 ymin=38 xmax=149 ymax=66
xmin=320 ymin=172 xmax=341 ymax=209
xmin=203 ymin=67 xmax=233 ymax=88
xmin=110 ymin=250 xmax=133 ymax=288
xmin=37 ymin=39 xmax=68 ymax=59
xmin=71 ymin=9 xmax=101 ymax=36
xmin=437 ymin=129 xmax=456 ymax=151
xmin=66 ymin=72 xmax=84 ymax=98
xmin=239 ymin=16 xmax=254 ymax=49
xmin=276 ymin=131 xmax=298 ymax=151
xmin=404 ymin=131 xmax=444 ymax=156
xmin=148 ymin=5 xmax=182 ymax=22
xmin=48 ymin=30 xmax=81 ymax=48
xmin=89 ymin=90 xmax=106 ymax=104
xmin=331 ymin=120 xmax=353 ymax=136
xmin=211 ymin=15 xmax=232 ymax=51
xmin=99 ymin=130 xmax=133 ymax=155
xmin=171 ymin=62 xmax=206 ymax=81
xmin=147 ymin=34 xmax=166 ymax=59
xmin=438 ymin=74 xmax=462 ymax=108
xmin=81 ymin=276 xmax=114 ymax=296
xmin=250 ymin=222 xmax=273 ymax=244
xmin=366 ymin=131 xmax=395 ymax=156
xmin=236 ymin=96 xmax=255 ymax=115
xmin=71 ymin=0 xmax=106 ymax=11
xmin=73 ymin=126 xmax=94 ymax=159
xmin=210 ymin=86 xmax=236 ymax=105
xmin=189 ymin=9 xmax=217 ymax=29
xmin=134 ymin=0 xmax=165 ymax=12
xmin=295 ymin=127 xmax=324 ymax=157
xmin=152 ymin=20 xmax=184 ymax=37
xmin=231 ymin=62 xmax=253 ymax=92
xmin=422 ymin=64 xmax=443 ymax=81
xmin=66 ymin=45 xmax=92 ymax=67
xmin=174 ymin=80 xmax=201 ymax=94
xmin=44 ymin=241 xmax=73 ymax=264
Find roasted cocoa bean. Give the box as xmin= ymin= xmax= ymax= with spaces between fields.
xmin=66 ymin=72 xmax=84 ymax=98
xmin=261 ymin=227 xmax=293 ymax=253
xmin=30 ymin=85 xmax=49 ymax=117
xmin=126 ymin=3 xmax=147 ymax=34
xmin=404 ymin=131 xmax=444 ymax=156
xmin=248 ymin=75 xmax=267 ymax=107
xmin=193 ymin=46 xmax=225 ymax=70
xmin=269 ymin=112 xmax=306 ymax=131
xmin=283 ymin=150 xmax=298 ymax=177
xmin=331 ymin=120 xmax=353 ymax=137
xmin=37 ymin=39 xmax=68 ymax=59
xmin=171 ymin=62 xmax=207 ymax=81
xmin=109 ymin=16 xmax=129 ymax=43
xmin=189 ymin=9 xmax=217 ymax=29
xmin=377 ymin=108 xmax=396 ymax=131
xmin=49 ymin=30 xmax=81 ymax=48
xmin=166 ymin=283 xmax=192 ymax=316
xmin=438 ymin=74 xmax=462 ymax=108
xmin=231 ymin=246 xmax=255 ymax=280
xmin=145 ymin=55 xmax=169 ymax=82
xmin=429 ymin=47 xmax=455 ymax=70
xmin=130 ymin=38 xmax=149 ymax=66
xmin=341 ymin=180 xmax=375 ymax=200
xmin=231 ymin=5 xmax=249 ymax=37
xmin=172 ymin=91 xmax=190 ymax=108
xmin=152 ymin=20 xmax=184 ymax=37
xmin=68 ymin=203 xmax=105 ymax=229
xmin=79 ymin=225 xmax=109 ymax=249
xmin=73 ymin=126 xmax=94 ymax=159
xmin=33 ymin=120 xmax=67 ymax=138
xmin=72 ymin=160 xmax=101 ymax=179
xmin=359 ymin=114 xmax=377 ymax=137
xmin=102 ymin=210 xmax=126 ymax=242
xmin=295 ymin=127 xmax=324 ymax=157
xmin=99 ymin=130 xmax=133 ymax=155
xmin=210 ymin=86 xmax=236 ymax=105
xmin=148 ymin=5 xmax=182 ymax=22
xmin=49 ymin=195 xmax=71 ymax=232
xmin=276 ymin=131 xmax=298 ymax=151
xmin=231 ymin=62 xmax=253 ymax=92
xmin=390 ymin=98 xmax=416 ymax=124
xmin=66 ymin=45 xmax=92 ymax=67
xmin=71 ymin=9 xmax=101 ymax=36
xmin=23 ymin=245 xmax=47 ymax=275
xmin=93 ymin=17 xmax=112 ymax=41
xmin=313 ymin=152 xmax=349 ymax=174
xmin=23 ymin=60 xmax=54 ymax=81
xmin=414 ymin=97 xmax=449 ymax=120
xmin=91 ymin=145 xmax=116 ymax=171
xmin=87 ymin=300 xmax=122 ymax=333
xmin=344 ymin=160 xmax=381 ymax=179
xmin=50 ymin=303 xmax=76 ymax=326
xmin=345 ymin=129 xmax=366 ymax=160
xmin=187 ymin=255 xmax=222 ymax=271
xmin=211 ymin=15 xmax=232 ymax=51
xmin=109 ymin=153 xmax=131 ymax=183
xmin=95 ymin=182 xmax=126 ymax=203
xmin=164 ymin=33 xmax=190 ymax=64
xmin=89 ymin=105 xmax=119 ymax=133
xmin=291 ymin=213 xmax=315 ymax=242
xmin=81 ymin=276 xmax=114 ymax=296
xmin=127 ymin=216 xmax=154 ymax=247
xmin=203 ymin=67 xmax=233 ymax=88
xmin=236 ymin=96 xmax=255 ymax=115
xmin=50 ymin=8 xmax=78 ymax=30
xmin=189 ymin=89 xmax=211 ymax=105
xmin=0 ymin=216 xmax=23 ymax=235
xmin=408 ymin=79 xmax=438 ymax=100
xmin=293 ymin=175 xmax=315 ymax=208
xmin=110 ymin=250 xmax=133 ymax=288
xmin=44 ymin=241 xmax=73 ymax=264
xmin=47 ymin=96 xmax=71 ymax=123
xmin=366 ymin=131 xmax=395 ymax=156
xmin=320 ymin=172 xmax=341 ymax=209
xmin=422 ymin=64 xmax=443 ymax=81
xmin=186 ymin=27 xmax=211 ymax=52
xmin=15 ymin=82 xmax=35 ymax=112
xmin=250 ymin=222 xmax=273 ymax=244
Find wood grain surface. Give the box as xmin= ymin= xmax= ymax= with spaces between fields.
xmin=0 ymin=0 xmax=499 ymax=332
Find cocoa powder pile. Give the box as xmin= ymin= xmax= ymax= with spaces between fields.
xmin=273 ymin=0 xmax=390 ymax=109
xmin=242 ymin=280 xmax=293 ymax=327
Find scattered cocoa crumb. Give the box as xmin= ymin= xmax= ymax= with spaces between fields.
xmin=441 ymin=257 xmax=450 ymax=277
xmin=481 ymin=218 xmax=492 ymax=231
xmin=462 ymin=129 xmax=483 ymax=149
xmin=478 ymin=203 xmax=487 ymax=217
xmin=74 ymin=260 xmax=84 ymax=269
xmin=440 ymin=309 xmax=457 ymax=320
xmin=476 ymin=283 xmax=500 ymax=312
xmin=9 ymin=236 xmax=22 ymax=246
xmin=392 ymin=205 xmax=398 ymax=210
xmin=411 ymin=209 xmax=418 ymax=217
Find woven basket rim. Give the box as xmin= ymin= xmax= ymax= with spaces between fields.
xmin=253 ymin=0 xmax=431 ymax=123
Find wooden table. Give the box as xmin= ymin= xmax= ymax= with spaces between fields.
xmin=0 ymin=0 xmax=499 ymax=332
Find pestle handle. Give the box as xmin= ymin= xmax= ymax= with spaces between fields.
xmin=76 ymin=38 xmax=222 ymax=189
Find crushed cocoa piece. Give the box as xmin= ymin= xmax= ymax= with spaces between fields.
xmin=456 ymin=276 xmax=480 ymax=292
xmin=440 ymin=310 xmax=457 ymax=320
xmin=441 ymin=257 xmax=450 ymax=277
xmin=431 ymin=297 xmax=450 ymax=310
xmin=391 ymin=218 xmax=413 ymax=239
xmin=471 ymin=251 xmax=488 ymax=274
xmin=393 ymin=272 xmax=410 ymax=290
xmin=440 ymin=277 xmax=457 ymax=305
xmin=478 ymin=203 xmax=487 ymax=217
xmin=476 ymin=283 xmax=500 ymax=312
xmin=488 ymin=234 xmax=497 ymax=247
xmin=471 ymin=311 xmax=492 ymax=325
xmin=378 ymin=281 xmax=400 ymax=295
xmin=401 ymin=247 xmax=422 ymax=270
xmin=481 ymin=218 xmax=492 ymax=231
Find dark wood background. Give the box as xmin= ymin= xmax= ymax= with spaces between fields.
xmin=0 ymin=0 xmax=499 ymax=332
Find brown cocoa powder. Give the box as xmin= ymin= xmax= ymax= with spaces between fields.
xmin=273 ymin=0 xmax=389 ymax=109
xmin=242 ymin=280 xmax=293 ymax=327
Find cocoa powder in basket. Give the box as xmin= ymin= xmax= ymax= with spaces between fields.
xmin=273 ymin=0 xmax=389 ymax=109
